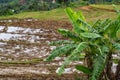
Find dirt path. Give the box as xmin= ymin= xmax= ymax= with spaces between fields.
xmin=78 ymin=6 xmax=115 ymax=12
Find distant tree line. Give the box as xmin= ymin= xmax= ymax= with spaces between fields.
xmin=89 ymin=0 xmax=120 ymax=4
xmin=0 ymin=0 xmax=119 ymax=16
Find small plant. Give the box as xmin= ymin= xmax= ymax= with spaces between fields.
xmin=46 ymin=5 xmax=120 ymax=80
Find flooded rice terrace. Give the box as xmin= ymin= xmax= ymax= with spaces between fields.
xmin=0 ymin=19 xmax=119 ymax=80
xmin=0 ymin=19 xmax=86 ymax=80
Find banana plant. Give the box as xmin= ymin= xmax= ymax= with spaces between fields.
xmin=46 ymin=6 xmax=120 ymax=80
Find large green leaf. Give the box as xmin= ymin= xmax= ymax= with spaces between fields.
xmin=65 ymin=7 xmax=82 ymax=34
xmin=80 ymin=32 xmax=101 ymax=39
xmin=110 ymin=20 xmax=120 ymax=38
xmin=90 ymin=53 xmax=107 ymax=80
xmin=72 ymin=42 xmax=87 ymax=54
xmin=57 ymin=42 xmax=87 ymax=75
xmin=75 ymin=65 xmax=92 ymax=75
xmin=113 ymin=4 xmax=120 ymax=14
xmin=99 ymin=19 xmax=111 ymax=32
xmin=65 ymin=7 xmax=92 ymax=34
xmin=58 ymin=28 xmax=81 ymax=41
xmin=49 ymin=40 xmax=74 ymax=46
xmin=102 ymin=17 xmax=120 ymax=39
xmin=77 ymin=18 xmax=94 ymax=32
xmin=113 ymin=42 xmax=120 ymax=52
xmin=116 ymin=29 xmax=120 ymax=39
xmin=45 ymin=44 xmax=77 ymax=61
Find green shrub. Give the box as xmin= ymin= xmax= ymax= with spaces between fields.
xmin=46 ymin=5 xmax=120 ymax=80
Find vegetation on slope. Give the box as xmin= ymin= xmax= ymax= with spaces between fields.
xmin=0 ymin=5 xmax=117 ymax=23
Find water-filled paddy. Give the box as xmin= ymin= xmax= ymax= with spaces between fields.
xmin=0 ymin=19 xmax=119 ymax=79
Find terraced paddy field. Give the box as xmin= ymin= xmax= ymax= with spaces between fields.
xmin=0 ymin=5 xmax=120 ymax=80
xmin=0 ymin=19 xmax=88 ymax=80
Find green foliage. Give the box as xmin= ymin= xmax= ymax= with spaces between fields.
xmin=80 ymin=32 xmax=101 ymax=39
xmin=113 ymin=43 xmax=120 ymax=51
xmin=58 ymin=28 xmax=81 ymax=41
xmin=46 ymin=5 xmax=120 ymax=80
xmin=49 ymin=40 xmax=74 ymax=46
xmin=46 ymin=44 xmax=77 ymax=61
xmin=0 ymin=0 xmax=90 ymax=16
xmin=56 ymin=42 xmax=87 ymax=75
xmin=75 ymin=65 xmax=92 ymax=75
xmin=90 ymin=54 xmax=107 ymax=80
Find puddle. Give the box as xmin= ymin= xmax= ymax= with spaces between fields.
xmin=0 ymin=26 xmax=58 ymax=43
xmin=0 ymin=33 xmax=24 ymax=40
xmin=7 ymin=26 xmax=24 ymax=33
xmin=0 ymin=26 xmax=61 ymax=61
xmin=0 ymin=42 xmax=7 ymax=46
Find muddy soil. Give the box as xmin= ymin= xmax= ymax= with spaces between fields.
xmin=0 ymin=18 xmax=119 ymax=80
xmin=0 ymin=19 xmax=87 ymax=80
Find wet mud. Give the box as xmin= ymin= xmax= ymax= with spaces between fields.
xmin=0 ymin=18 xmax=119 ymax=80
xmin=0 ymin=19 xmax=87 ymax=80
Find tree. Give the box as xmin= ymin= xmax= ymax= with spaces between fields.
xmin=46 ymin=6 xmax=120 ymax=80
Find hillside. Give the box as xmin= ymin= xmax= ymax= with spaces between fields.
xmin=0 ymin=5 xmax=118 ymax=22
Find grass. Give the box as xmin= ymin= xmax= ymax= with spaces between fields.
xmin=90 ymin=4 xmax=120 ymax=10
xmin=0 ymin=5 xmax=118 ymax=22
xmin=0 ymin=58 xmax=42 ymax=64
xmin=0 ymin=8 xmax=67 ymax=20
